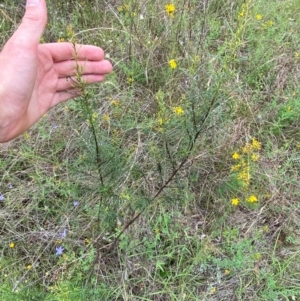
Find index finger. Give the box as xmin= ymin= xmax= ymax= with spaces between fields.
xmin=41 ymin=43 xmax=105 ymax=62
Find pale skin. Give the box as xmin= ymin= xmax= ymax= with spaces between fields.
xmin=0 ymin=0 xmax=112 ymax=142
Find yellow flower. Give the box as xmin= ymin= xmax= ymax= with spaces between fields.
xmin=231 ymin=198 xmax=239 ymax=206
xmin=92 ymin=112 xmax=98 ymax=121
xmin=262 ymin=225 xmax=269 ymax=233
xmin=247 ymin=195 xmax=258 ymax=203
xmin=210 ymin=287 xmax=216 ymax=293
xmin=242 ymin=143 xmax=251 ymax=154
xmin=230 ymin=164 xmax=241 ymax=172
xmin=26 ymin=265 xmax=32 ymax=270
xmin=237 ymin=172 xmax=250 ymax=186
xmin=23 ymin=132 xmax=30 ymax=140
xmin=232 ymin=152 xmax=240 ymax=160
xmin=57 ymin=38 xmax=65 ymax=43
xmin=154 ymin=228 xmax=160 ymax=234
xmin=224 ymin=269 xmax=231 ymax=275
xmin=254 ymin=253 xmax=261 ymax=260
xmin=238 ymin=11 xmax=245 ymax=18
xmin=66 ymin=25 xmax=75 ymax=38
xmin=194 ymin=55 xmax=200 ymax=62
xmin=127 ymin=76 xmax=134 ymax=84
xmin=263 ymin=20 xmax=274 ymax=28
xmin=103 ymin=114 xmax=110 ymax=122
xmin=9 ymin=242 xmax=15 ymax=248
xmin=168 ymin=59 xmax=177 ymax=69
xmin=111 ymin=100 xmax=120 ymax=106
xmin=165 ymin=4 xmax=175 ymax=18
xmin=251 ymin=138 xmax=261 ymax=150
xmin=173 ymin=106 xmax=184 ymax=116
xmin=237 ymin=164 xmax=250 ymax=182
xmin=251 ymin=153 xmax=259 ymax=162
xmin=256 ymin=14 xmax=262 ymax=20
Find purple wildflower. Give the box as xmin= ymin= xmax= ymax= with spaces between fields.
xmin=60 ymin=229 xmax=67 ymax=239
xmin=73 ymin=201 xmax=79 ymax=207
xmin=8 ymin=184 xmax=13 ymax=189
xmin=0 ymin=194 xmax=5 ymax=201
xmin=55 ymin=246 xmax=64 ymax=256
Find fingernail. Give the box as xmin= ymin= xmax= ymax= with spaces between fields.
xmin=27 ymin=0 xmax=40 ymax=7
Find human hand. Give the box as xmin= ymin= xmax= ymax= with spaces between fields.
xmin=0 ymin=0 xmax=112 ymax=142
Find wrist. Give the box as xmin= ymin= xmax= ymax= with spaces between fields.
xmin=0 ymin=112 xmax=28 ymax=142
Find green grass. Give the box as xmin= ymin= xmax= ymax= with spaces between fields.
xmin=1 ymin=0 xmax=300 ymax=300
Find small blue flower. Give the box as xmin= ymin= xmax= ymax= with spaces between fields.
xmin=8 ymin=184 xmax=13 ymax=189
xmin=60 ymin=229 xmax=67 ymax=238
xmin=0 ymin=194 xmax=5 ymax=201
xmin=55 ymin=246 xmax=64 ymax=256
xmin=73 ymin=201 xmax=79 ymax=207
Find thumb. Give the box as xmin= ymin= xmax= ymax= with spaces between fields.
xmin=13 ymin=0 xmax=47 ymax=46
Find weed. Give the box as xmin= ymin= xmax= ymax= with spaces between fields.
xmin=1 ymin=0 xmax=300 ymax=300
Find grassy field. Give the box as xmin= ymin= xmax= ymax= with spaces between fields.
xmin=1 ymin=0 xmax=300 ymax=300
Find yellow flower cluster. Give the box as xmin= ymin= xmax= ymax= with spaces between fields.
xmin=230 ymin=139 xmax=261 ymax=207
xmin=156 ymin=111 xmax=169 ymax=131
xmin=237 ymin=163 xmax=250 ymax=185
xmin=117 ymin=4 xmax=129 ymax=12
xmin=231 ymin=158 xmax=250 ymax=186
xmin=231 ymin=195 xmax=258 ymax=206
xmin=165 ymin=4 xmax=176 ymax=18
xmin=66 ymin=24 xmax=75 ymax=38
xmin=238 ymin=3 xmax=247 ymax=18
xmin=57 ymin=24 xmax=77 ymax=43
xmin=230 ymin=138 xmax=261 ymax=187
xmin=127 ymin=76 xmax=134 ymax=84
xmin=242 ymin=138 xmax=261 ymax=154
xmin=86 ymin=112 xmax=98 ymax=125
xmin=23 ymin=132 xmax=30 ymax=140
xmin=111 ymin=100 xmax=120 ymax=106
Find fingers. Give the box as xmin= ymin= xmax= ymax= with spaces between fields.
xmin=52 ymin=89 xmax=82 ymax=107
xmin=53 ymin=72 xmax=108 ymax=106
xmin=56 ymin=74 xmax=106 ymax=92
xmin=11 ymin=0 xmax=47 ymax=47
xmin=42 ymin=43 xmax=106 ymax=62
xmin=54 ymin=60 xmax=113 ymax=78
